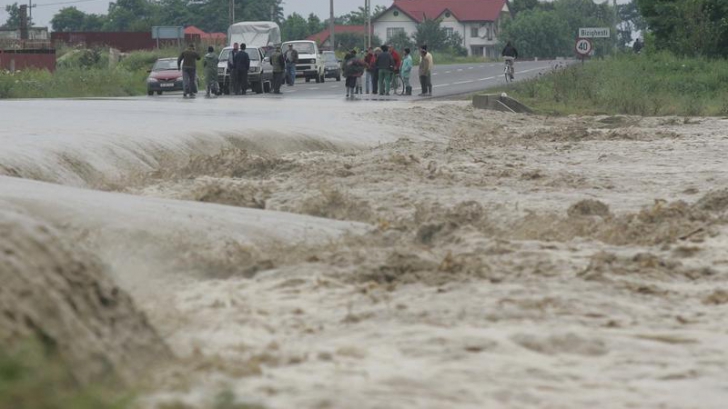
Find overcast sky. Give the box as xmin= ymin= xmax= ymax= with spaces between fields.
xmin=0 ymin=0 xmax=392 ymax=29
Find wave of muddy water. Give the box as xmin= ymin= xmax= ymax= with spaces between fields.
xmin=2 ymin=99 xmax=728 ymax=408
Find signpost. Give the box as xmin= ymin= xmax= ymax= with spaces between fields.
xmin=575 ymin=38 xmax=592 ymax=65
xmin=151 ymin=26 xmax=184 ymax=49
xmin=578 ymin=27 xmax=610 ymax=38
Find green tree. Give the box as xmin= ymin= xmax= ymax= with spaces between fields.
xmin=387 ymin=30 xmax=413 ymax=53
xmin=51 ymin=7 xmax=88 ymax=31
xmin=281 ymin=13 xmax=309 ymax=41
xmin=499 ymin=9 xmax=571 ymax=58
xmin=616 ymin=0 xmax=647 ymax=48
xmin=509 ymin=0 xmax=540 ymax=16
xmin=412 ymin=18 xmax=448 ymax=50
xmin=637 ymin=0 xmax=728 ymax=57
xmin=307 ymin=13 xmax=324 ymax=36
xmin=2 ymin=3 xmax=32 ymax=30
xmin=104 ymin=0 xmax=160 ymax=31
xmin=341 ymin=4 xmax=387 ymax=25
xmin=334 ymin=32 xmax=368 ymax=52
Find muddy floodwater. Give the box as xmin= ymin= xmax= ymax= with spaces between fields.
xmin=2 ymin=99 xmax=728 ymax=408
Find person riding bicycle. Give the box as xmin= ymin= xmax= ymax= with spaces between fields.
xmin=501 ymin=41 xmax=518 ymax=80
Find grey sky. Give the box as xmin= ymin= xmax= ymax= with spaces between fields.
xmin=1 ymin=0 xmax=392 ymax=30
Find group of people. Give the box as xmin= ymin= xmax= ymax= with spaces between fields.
xmin=339 ymin=44 xmax=434 ymax=98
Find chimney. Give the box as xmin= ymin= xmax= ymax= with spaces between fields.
xmin=19 ymin=5 xmax=29 ymax=40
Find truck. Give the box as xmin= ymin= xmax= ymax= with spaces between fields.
xmin=218 ymin=21 xmax=281 ymax=95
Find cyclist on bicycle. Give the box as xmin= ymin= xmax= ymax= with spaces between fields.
xmin=502 ymin=41 xmax=518 ymax=80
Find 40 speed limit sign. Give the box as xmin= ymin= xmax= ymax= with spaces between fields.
xmin=575 ymin=38 xmax=592 ymax=57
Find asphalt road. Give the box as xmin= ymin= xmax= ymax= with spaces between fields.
xmin=155 ymin=60 xmax=568 ymax=101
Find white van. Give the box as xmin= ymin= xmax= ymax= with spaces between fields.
xmin=281 ymin=40 xmax=325 ymax=83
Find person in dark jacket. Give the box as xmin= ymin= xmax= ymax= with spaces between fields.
xmin=376 ymin=45 xmax=395 ymax=96
xmin=232 ymin=43 xmax=251 ymax=95
xmin=343 ymin=49 xmax=366 ymax=99
xmin=203 ymin=46 xmax=219 ymax=97
xmin=227 ymin=42 xmax=239 ymax=95
xmin=270 ymin=46 xmax=285 ymax=94
xmin=501 ymin=41 xmax=518 ymax=80
xmin=178 ymin=43 xmax=200 ymax=97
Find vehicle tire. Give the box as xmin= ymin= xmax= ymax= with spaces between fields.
xmin=320 ymin=73 xmax=325 ymax=83
xmin=252 ymin=82 xmax=263 ymax=94
xmin=305 ymin=77 xmax=311 ymax=83
xmin=147 ymin=90 xmax=153 ymax=96
xmin=336 ymin=75 xmax=341 ymax=82
xmin=263 ymin=81 xmax=271 ymax=93
xmin=157 ymin=91 xmax=163 ymax=95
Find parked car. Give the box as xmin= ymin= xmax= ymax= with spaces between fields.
xmin=217 ymin=46 xmax=272 ymax=95
xmin=281 ymin=40 xmax=325 ymax=83
xmin=323 ymin=51 xmax=341 ymax=81
xmin=146 ymin=58 xmax=184 ymax=95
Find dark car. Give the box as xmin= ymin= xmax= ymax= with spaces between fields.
xmin=323 ymin=51 xmax=341 ymax=81
xmin=146 ymin=58 xmax=184 ymax=95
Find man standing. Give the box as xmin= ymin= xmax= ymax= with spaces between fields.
xmin=233 ymin=43 xmax=250 ymax=95
xmin=178 ymin=43 xmax=200 ymax=98
xmin=401 ymin=47 xmax=413 ymax=96
xmin=419 ymin=45 xmax=433 ymax=96
xmin=227 ymin=43 xmax=239 ymax=95
xmin=270 ymin=46 xmax=285 ymax=94
xmin=284 ymin=44 xmax=299 ymax=86
xmin=363 ymin=47 xmax=375 ymax=94
xmin=203 ymin=46 xmax=219 ymax=97
xmin=389 ymin=44 xmax=401 ymax=90
xmin=376 ymin=45 xmax=394 ymax=96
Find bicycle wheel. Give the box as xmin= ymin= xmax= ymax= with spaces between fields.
xmin=504 ymin=66 xmax=510 ymax=82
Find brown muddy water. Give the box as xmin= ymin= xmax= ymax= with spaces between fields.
xmin=2 ymin=99 xmax=728 ymax=408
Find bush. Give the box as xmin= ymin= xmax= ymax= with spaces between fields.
xmin=496 ymin=51 xmax=728 ymax=116
xmin=0 ymin=341 xmax=132 ymax=409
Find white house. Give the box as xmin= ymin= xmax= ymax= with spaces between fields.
xmin=373 ymin=0 xmax=511 ymax=57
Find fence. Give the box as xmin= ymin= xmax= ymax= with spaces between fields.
xmin=51 ymin=32 xmax=202 ymax=52
xmin=0 ymin=49 xmax=56 ymax=72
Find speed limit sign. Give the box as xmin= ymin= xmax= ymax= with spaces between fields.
xmin=575 ymin=38 xmax=592 ymax=57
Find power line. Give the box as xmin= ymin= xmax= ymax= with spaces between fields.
xmin=33 ymin=0 xmax=104 ymax=8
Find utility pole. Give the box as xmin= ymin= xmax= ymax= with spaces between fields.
xmin=329 ymin=0 xmax=335 ymax=52
xmin=229 ymin=0 xmax=235 ymax=27
xmin=366 ymin=0 xmax=371 ymax=48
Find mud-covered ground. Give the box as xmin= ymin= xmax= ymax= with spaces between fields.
xmin=3 ymin=100 xmax=728 ymax=408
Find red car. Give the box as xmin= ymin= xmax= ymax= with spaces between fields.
xmin=146 ymin=58 xmax=185 ymax=95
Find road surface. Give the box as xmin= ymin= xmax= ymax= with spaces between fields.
xmin=157 ymin=60 xmax=567 ymax=101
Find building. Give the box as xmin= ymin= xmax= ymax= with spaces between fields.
xmin=373 ymin=0 xmax=510 ymax=57
xmin=307 ymin=25 xmax=370 ymax=51
xmin=184 ymin=26 xmax=226 ymax=46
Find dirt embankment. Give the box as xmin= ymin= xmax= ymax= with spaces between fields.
xmin=0 ymin=207 xmax=172 ymax=386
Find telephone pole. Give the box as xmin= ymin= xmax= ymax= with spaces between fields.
xmin=329 ymin=0 xmax=335 ymax=52
xmin=366 ymin=0 xmax=371 ymax=48
xmin=229 ymin=0 xmax=235 ymax=27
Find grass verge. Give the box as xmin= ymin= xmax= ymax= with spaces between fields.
xmin=492 ymin=52 xmax=728 ymax=116
xmin=0 ymin=341 xmax=132 ymax=409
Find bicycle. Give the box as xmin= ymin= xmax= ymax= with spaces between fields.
xmin=504 ymin=57 xmax=515 ymax=83
xmin=391 ymin=73 xmax=405 ymax=95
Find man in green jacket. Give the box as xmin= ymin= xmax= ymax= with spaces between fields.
xmin=178 ymin=43 xmax=201 ymax=97
xmin=203 ymin=46 xmax=219 ymax=97
xmin=270 ymin=46 xmax=285 ymax=94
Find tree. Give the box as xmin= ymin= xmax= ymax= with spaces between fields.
xmin=499 ymin=9 xmax=572 ymax=58
xmin=281 ymin=13 xmax=309 ymax=41
xmin=637 ymin=0 xmax=728 ymax=57
xmin=334 ymin=32 xmax=368 ymax=52
xmin=341 ymin=4 xmax=387 ymax=25
xmin=104 ymin=0 xmax=160 ymax=31
xmin=2 ymin=3 xmax=32 ymax=30
xmin=616 ymin=0 xmax=647 ymax=49
xmin=412 ymin=18 xmax=449 ymax=51
xmin=51 ymin=7 xmax=89 ymax=32
xmin=387 ymin=30 xmax=413 ymax=53
xmin=509 ymin=0 xmax=540 ymax=16
xmin=307 ymin=13 xmax=323 ymax=36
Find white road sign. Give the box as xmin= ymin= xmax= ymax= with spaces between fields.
xmin=579 ymin=27 xmax=610 ymax=38
xmin=575 ymin=38 xmax=592 ymax=57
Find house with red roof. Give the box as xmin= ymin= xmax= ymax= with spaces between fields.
xmin=184 ymin=26 xmax=226 ymax=45
xmin=306 ymin=25 xmax=370 ymax=50
xmin=373 ymin=0 xmax=511 ymax=57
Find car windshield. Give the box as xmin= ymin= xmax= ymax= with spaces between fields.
xmin=285 ymin=42 xmax=315 ymax=54
xmin=152 ymin=59 xmax=178 ymax=71
xmin=324 ymin=53 xmax=337 ymax=62
xmin=218 ymin=48 xmax=260 ymax=61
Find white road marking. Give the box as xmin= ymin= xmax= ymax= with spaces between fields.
xmin=468 ymin=67 xmax=474 ymax=70
xmin=310 ymin=87 xmax=319 ymax=90
xmin=452 ymin=80 xmax=475 ymax=85
xmin=433 ymin=84 xmax=449 ymax=88
xmin=457 ymin=69 xmax=463 ymax=72
xmin=445 ymin=71 xmax=452 ymax=74
xmin=478 ymin=76 xmax=496 ymax=81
